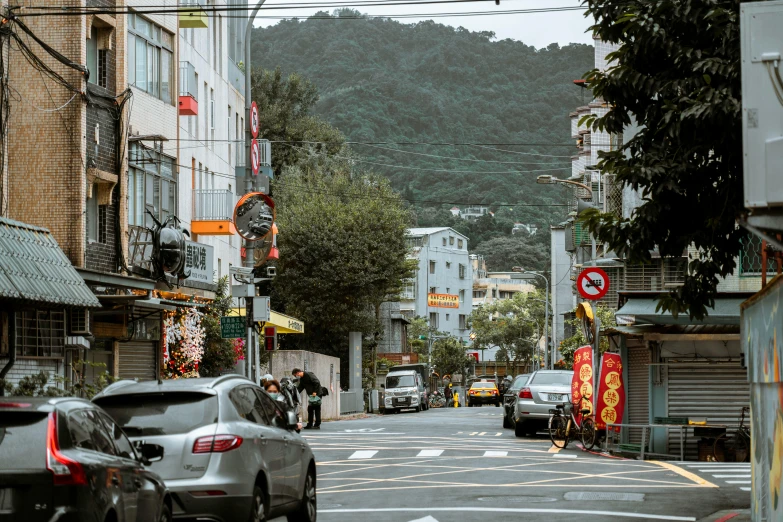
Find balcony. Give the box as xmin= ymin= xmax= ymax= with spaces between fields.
xmin=179 ymin=1 xmax=208 ymax=29
xmin=179 ymin=61 xmax=198 ymax=116
xmin=191 ymin=189 xmax=237 ymax=236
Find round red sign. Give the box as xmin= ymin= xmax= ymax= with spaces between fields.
xmin=577 ymin=267 xmax=610 ymax=301
xmin=251 ymin=139 xmax=260 ymax=176
xmin=250 ymin=101 xmax=259 ymax=139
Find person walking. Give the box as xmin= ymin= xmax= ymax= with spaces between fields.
xmin=444 ymin=383 xmax=453 ymax=407
xmin=292 ymin=367 xmax=324 ymax=430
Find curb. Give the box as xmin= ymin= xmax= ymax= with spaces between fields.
xmin=696 ymin=509 xmax=751 ymax=522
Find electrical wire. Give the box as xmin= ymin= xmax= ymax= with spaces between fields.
xmin=475 ymin=143 xmax=574 ymax=158
xmin=7 ymin=83 xmax=78 ymax=112
xmin=151 ymin=137 xmax=577 ymax=147
xmin=353 ymin=142 xmax=571 ymax=165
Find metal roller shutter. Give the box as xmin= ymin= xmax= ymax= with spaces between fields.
xmin=627 ymin=346 xmax=650 ymax=444
xmin=118 ymin=341 xmax=158 ymax=381
xmin=666 ymin=362 xmax=750 ymax=459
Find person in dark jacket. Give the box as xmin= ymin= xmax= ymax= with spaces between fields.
xmin=292 ymin=368 xmax=323 ymax=429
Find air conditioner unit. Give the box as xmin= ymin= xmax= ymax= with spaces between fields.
xmin=69 ymin=308 xmax=91 ymax=335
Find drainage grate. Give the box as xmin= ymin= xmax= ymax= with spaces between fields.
xmin=477 ymin=496 xmax=558 ymax=504
xmin=564 ymin=492 xmax=645 ymax=502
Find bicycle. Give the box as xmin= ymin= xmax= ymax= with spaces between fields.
xmin=548 ymin=399 xmax=598 ymax=451
xmin=713 ymin=406 xmax=751 ymax=463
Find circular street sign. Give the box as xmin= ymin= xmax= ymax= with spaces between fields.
xmin=250 ymin=101 xmax=260 ymax=138
xmin=234 ymin=192 xmax=276 ymax=241
xmin=251 ymin=139 xmax=260 ymax=176
xmin=577 ymin=267 xmax=610 ymax=301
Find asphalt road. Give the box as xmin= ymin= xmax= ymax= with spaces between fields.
xmin=293 ymin=405 xmax=751 ymax=522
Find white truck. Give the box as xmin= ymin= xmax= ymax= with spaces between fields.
xmin=383 ymin=369 xmax=426 ymax=413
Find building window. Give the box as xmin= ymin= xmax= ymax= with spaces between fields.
xmin=459 ymin=264 xmax=466 ymax=279
xmin=98 ymin=205 xmax=108 ymax=244
xmin=128 ymin=12 xmax=174 ymax=104
xmin=459 ymin=314 xmax=466 ymax=330
xmin=210 ymin=88 xmax=215 ymax=148
xmin=445 ymin=314 xmax=450 ymax=321
xmin=402 ymin=280 xmax=415 ymax=299
xmin=87 ymin=185 xmax=99 ymax=242
xmin=429 ymin=286 xmax=437 ymax=294
xmin=430 ymin=261 xmax=436 ymax=274
xmin=16 ymin=310 xmax=66 ymax=358
xmin=458 ymin=239 xmax=464 ymax=249
xmin=449 ymin=236 xmax=455 ymax=245
xmin=128 ymin=142 xmax=177 ymax=228
xmin=739 ymin=235 xmax=776 ymax=276
xmin=406 ymin=237 xmax=423 ymax=249
xmin=459 ymin=289 xmax=465 ymax=302
xmin=442 ymin=237 xmax=447 ymax=246
xmin=492 ymin=288 xmax=497 ymax=298
xmin=429 ymin=312 xmax=438 ymax=329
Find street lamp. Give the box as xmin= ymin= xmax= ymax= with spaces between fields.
xmin=511 ymin=268 xmax=551 ymax=370
xmin=536 ymin=175 xmax=593 ymax=198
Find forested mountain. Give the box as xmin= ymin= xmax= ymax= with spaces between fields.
xmin=251 ymin=12 xmax=593 ymax=269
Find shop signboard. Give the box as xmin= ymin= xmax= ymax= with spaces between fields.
xmin=595 ymin=352 xmax=625 ymax=430
xmin=184 ymin=241 xmax=214 ymax=284
xmin=427 ymin=293 xmax=459 ymax=308
xmin=571 ymin=345 xmax=594 ymax=419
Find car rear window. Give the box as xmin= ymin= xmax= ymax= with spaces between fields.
xmin=509 ymin=375 xmax=530 ymax=390
xmin=471 ymin=383 xmax=495 ymax=389
xmin=529 ymin=373 xmax=572 ymax=385
xmin=96 ymin=393 xmax=218 ymax=436
xmin=0 ymin=412 xmax=48 ymax=469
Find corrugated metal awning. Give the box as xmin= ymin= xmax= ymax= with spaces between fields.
xmin=0 ymin=217 xmax=100 ymax=308
xmin=604 ymin=324 xmax=740 ymax=341
xmin=615 ymin=297 xmax=744 ymax=326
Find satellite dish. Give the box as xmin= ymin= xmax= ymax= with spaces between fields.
xmin=234 ymin=192 xmax=275 ymax=241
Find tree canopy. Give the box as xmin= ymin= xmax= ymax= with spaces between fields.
xmin=581 ymin=0 xmax=743 ymax=318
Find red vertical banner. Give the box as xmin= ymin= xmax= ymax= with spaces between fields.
xmin=571 ymin=346 xmax=594 ymax=420
xmin=596 ymin=352 xmax=625 ymax=430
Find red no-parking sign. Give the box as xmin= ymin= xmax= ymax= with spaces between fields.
xmin=250 ymin=101 xmax=259 ymax=138
xmin=577 ymin=267 xmax=610 ymax=301
xmin=251 ymin=139 xmax=260 ymax=176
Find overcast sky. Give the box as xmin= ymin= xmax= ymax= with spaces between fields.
xmin=251 ymin=0 xmax=594 ymax=49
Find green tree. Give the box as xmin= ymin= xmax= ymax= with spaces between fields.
xmin=581 ymin=0 xmax=743 ymax=318
xmin=271 ymin=162 xmax=414 ymax=384
xmin=252 ymin=67 xmax=346 ymax=178
xmin=431 ymin=337 xmax=473 ymax=378
xmin=199 ymin=276 xmax=240 ymax=377
xmin=472 ymin=235 xmax=547 ymax=273
xmin=559 ymin=304 xmax=617 ymax=368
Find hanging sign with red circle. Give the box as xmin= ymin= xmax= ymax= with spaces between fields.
xmin=250 ymin=101 xmax=259 ymax=138
xmin=577 ymin=267 xmax=610 ymax=301
xmin=251 ymin=139 xmax=260 ymax=176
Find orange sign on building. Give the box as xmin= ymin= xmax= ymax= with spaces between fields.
xmin=596 ymin=352 xmax=625 ymax=430
xmin=427 ymin=293 xmax=459 ymax=308
xmin=571 ymin=345 xmax=594 ymax=419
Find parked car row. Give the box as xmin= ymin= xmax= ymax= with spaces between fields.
xmin=0 ymin=375 xmax=317 ymax=522
xmin=501 ymin=370 xmax=573 ymax=437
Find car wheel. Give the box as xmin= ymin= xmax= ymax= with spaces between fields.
xmin=288 ymin=467 xmax=317 ymax=522
xmin=248 ymin=484 xmax=269 ymax=522
xmin=415 ymin=404 xmax=422 ymax=412
xmin=514 ymin=420 xmax=526 ymax=437
xmin=495 ymin=402 xmax=500 ymax=407
xmin=158 ymin=503 xmax=172 ymax=522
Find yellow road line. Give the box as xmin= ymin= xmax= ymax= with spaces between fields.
xmin=651 ymin=461 xmax=718 ymax=487
xmin=548 ymin=445 xmax=562 ymax=453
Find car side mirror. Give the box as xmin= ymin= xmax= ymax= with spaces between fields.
xmin=134 ymin=441 xmax=164 ymax=465
xmin=286 ymin=410 xmax=299 ymax=430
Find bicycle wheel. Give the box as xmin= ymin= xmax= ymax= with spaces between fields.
xmin=549 ymin=415 xmax=569 ymax=449
xmin=714 ymin=432 xmax=751 ymax=463
xmin=581 ymin=417 xmax=598 ymax=450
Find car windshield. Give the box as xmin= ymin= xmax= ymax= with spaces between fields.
xmin=386 ymin=375 xmax=415 ymax=388
xmin=96 ymin=392 xmax=218 ymax=436
xmin=529 ymin=373 xmax=572 ymax=386
xmin=509 ymin=375 xmax=530 ymax=391
xmin=471 ymin=383 xmax=495 ymax=389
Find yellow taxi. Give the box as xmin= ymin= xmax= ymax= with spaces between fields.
xmin=467 ymin=380 xmax=501 ymax=407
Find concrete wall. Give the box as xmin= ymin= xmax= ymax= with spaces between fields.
xmin=378 ymin=302 xmax=406 ymax=353
xmin=269 ymin=350 xmax=341 ymax=422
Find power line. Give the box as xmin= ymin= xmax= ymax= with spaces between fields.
xmin=155 ymin=137 xmax=576 ymax=147
xmin=354 ymin=142 xmax=570 ymax=164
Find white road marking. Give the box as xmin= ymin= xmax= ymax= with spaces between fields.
xmin=344 ymin=428 xmax=386 ymax=433
xmin=318 ymin=507 xmax=696 ymax=521
xmin=741 ymin=487 xmax=751 ymax=491
xmin=478 ymin=432 xmax=487 ymax=436
xmin=725 ymin=481 xmax=751 ymax=484
xmin=552 ymin=453 xmax=577 ymax=459
xmin=407 ymin=517 xmax=440 ymax=522
xmin=697 ymin=468 xmax=750 ymax=472
xmin=712 ymin=475 xmax=751 ymax=478
xmin=417 ymin=450 xmax=444 ymax=457
xmin=484 ymin=451 xmax=508 ymax=457
xmin=348 ymin=451 xmax=378 ymax=459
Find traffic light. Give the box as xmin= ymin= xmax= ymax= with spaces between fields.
xmin=264 ymin=326 xmax=276 ymax=352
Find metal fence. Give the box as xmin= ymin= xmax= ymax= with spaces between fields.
xmin=193 ymin=189 xmax=235 ymax=221
xmin=340 ymin=390 xmax=364 ymax=415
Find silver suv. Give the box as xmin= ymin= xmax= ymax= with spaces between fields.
xmin=93 ymin=375 xmax=316 ymax=522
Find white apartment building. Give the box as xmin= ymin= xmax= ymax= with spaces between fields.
xmin=401 ymin=228 xmax=473 ymax=343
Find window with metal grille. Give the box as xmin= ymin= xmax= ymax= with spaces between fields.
xmin=624 ymin=261 xmax=663 ymax=291
xmin=16 ymin=311 xmax=66 ymax=357
xmin=603 ymin=174 xmax=623 ymax=217
xmin=663 ymin=258 xmax=687 ymax=286
xmin=459 ymin=264 xmax=466 ymax=279
xmin=98 ymin=205 xmax=108 ymax=244
xmin=406 ymin=237 xmax=422 ymax=249
xmin=401 ymin=281 xmax=415 ymax=299
xmin=739 ymin=235 xmax=777 ymax=276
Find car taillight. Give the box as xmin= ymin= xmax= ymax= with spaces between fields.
xmin=193 ymin=435 xmax=243 ymax=454
xmin=46 ymin=412 xmax=87 ymax=486
xmin=519 ymin=388 xmax=533 ymax=399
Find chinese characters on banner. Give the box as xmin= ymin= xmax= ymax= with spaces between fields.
xmin=571 ymin=346 xmax=594 ymax=419
xmin=427 ymin=293 xmax=459 ymax=308
xmin=596 ymin=352 xmax=626 ymax=430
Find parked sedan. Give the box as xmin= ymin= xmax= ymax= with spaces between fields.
xmin=0 ymin=397 xmax=170 ymax=522
xmin=93 ymin=375 xmax=317 ymax=522
xmin=502 ymin=374 xmax=530 ymax=429
xmin=512 ymin=370 xmax=573 ymax=437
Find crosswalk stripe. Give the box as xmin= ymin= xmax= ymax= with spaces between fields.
xmin=712 ymin=475 xmax=751 ymax=478
xmin=686 ymin=464 xmax=749 ymax=468
xmin=741 ymin=487 xmax=751 ymax=491
xmin=348 ymin=450 xmax=378 ymax=459
xmin=484 ymin=451 xmax=508 ymax=457
xmin=698 ymin=468 xmax=750 ymax=472
xmin=417 ymin=449 xmax=444 ymax=457
xmin=552 ymin=453 xmax=577 ymax=459
xmin=725 ymin=481 xmax=751 ymax=484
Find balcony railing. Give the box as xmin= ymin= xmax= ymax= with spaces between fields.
xmin=193 ymin=189 xmax=235 ymax=221
xmin=179 ymin=61 xmax=197 ymax=100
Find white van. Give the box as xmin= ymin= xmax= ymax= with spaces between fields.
xmin=383 ymin=370 xmax=424 ymax=413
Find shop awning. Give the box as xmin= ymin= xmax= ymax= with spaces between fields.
xmin=231 ymin=308 xmax=305 ymax=334
xmin=615 ymin=295 xmax=747 ymax=326
xmin=0 ymin=217 xmax=100 ymax=308
xmin=604 ymin=324 xmax=740 ymax=341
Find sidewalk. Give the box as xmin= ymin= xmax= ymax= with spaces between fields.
xmin=697 ymin=509 xmax=751 ymax=522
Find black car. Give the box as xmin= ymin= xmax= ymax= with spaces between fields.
xmin=502 ymin=374 xmax=530 ymax=428
xmin=0 ymin=397 xmax=171 ymax=522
